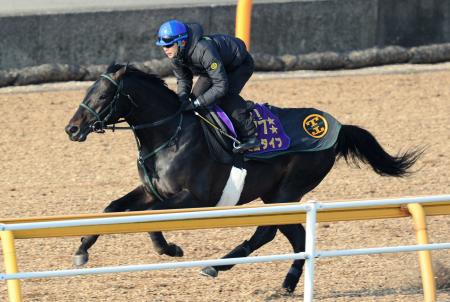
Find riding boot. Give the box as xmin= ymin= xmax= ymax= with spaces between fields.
xmin=234 ymin=113 xmax=260 ymax=153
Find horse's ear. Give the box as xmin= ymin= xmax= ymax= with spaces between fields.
xmin=113 ymin=66 xmax=127 ymax=81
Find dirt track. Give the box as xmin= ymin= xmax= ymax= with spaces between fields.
xmin=0 ymin=66 xmax=449 ymax=301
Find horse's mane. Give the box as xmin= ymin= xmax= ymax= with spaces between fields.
xmin=106 ymin=63 xmax=177 ymax=98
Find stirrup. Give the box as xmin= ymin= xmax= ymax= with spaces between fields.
xmin=232 ymin=137 xmax=260 ymax=154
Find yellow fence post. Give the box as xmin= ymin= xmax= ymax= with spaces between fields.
xmin=1 ymin=231 xmax=23 ymax=302
xmin=407 ymin=203 xmax=436 ymax=302
xmin=235 ymin=0 xmax=253 ymax=50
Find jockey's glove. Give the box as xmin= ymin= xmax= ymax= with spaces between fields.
xmin=181 ymin=99 xmax=201 ymax=111
xmin=178 ymin=93 xmax=189 ymax=104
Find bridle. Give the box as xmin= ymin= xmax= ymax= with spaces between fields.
xmin=78 ymin=72 xmax=184 ymax=201
xmin=79 ymin=73 xmax=183 ymax=133
xmin=79 ymin=73 xmax=136 ymax=133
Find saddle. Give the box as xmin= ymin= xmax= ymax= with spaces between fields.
xmin=197 ymin=102 xmax=342 ymax=164
xmin=196 ymin=105 xmax=239 ymax=164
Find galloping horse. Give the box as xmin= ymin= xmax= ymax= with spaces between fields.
xmin=65 ymin=64 xmax=421 ymax=293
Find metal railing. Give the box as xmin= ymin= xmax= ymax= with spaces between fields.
xmin=1 ymin=195 xmax=450 ymax=301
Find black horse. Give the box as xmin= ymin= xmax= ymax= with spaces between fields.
xmin=65 ymin=64 xmax=421 ymax=293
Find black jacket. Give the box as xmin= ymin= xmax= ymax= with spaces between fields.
xmin=171 ymin=23 xmax=250 ymax=106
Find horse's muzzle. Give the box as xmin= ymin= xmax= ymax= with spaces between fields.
xmin=65 ymin=124 xmax=87 ymax=142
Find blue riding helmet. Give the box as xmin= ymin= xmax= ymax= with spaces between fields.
xmin=156 ymin=20 xmax=188 ymax=46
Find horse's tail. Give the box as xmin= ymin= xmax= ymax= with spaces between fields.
xmin=335 ymin=125 xmax=423 ymax=177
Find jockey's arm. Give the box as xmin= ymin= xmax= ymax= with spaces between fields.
xmin=196 ymin=42 xmax=229 ymax=107
xmin=171 ymin=61 xmax=193 ymax=101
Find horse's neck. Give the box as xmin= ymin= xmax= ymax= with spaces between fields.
xmin=132 ymin=115 xmax=206 ymax=184
xmin=125 ymin=78 xmax=182 ymax=154
xmin=122 ymin=76 xmax=209 ymax=169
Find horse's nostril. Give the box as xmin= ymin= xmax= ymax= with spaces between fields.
xmin=65 ymin=125 xmax=79 ymax=135
xmin=70 ymin=126 xmax=79 ymax=134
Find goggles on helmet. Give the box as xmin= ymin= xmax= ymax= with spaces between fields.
xmin=156 ymin=33 xmax=188 ymax=46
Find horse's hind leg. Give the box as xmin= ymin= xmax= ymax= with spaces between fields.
xmin=278 ymin=224 xmax=306 ymax=293
xmin=73 ymin=185 xmax=150 ymax=266
xmin=201 ymin=225 xmax=277 ymax=277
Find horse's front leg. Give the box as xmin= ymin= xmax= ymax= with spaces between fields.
xmin=147 ymin=190 xmax=203 ymax=258
xmin=73 ymin=185 xmax=151 ymax=266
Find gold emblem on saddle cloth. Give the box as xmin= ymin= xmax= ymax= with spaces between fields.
xmin=303 ymin=114 xmax=328 ymax=138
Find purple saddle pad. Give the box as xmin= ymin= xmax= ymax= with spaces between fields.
xmin=212 ymin=103 xmax=290 ymax=154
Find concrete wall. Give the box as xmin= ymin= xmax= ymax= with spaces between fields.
xmin=1 ymin=0 xmax=449 ymax=70
xmin=377 ymin=0 xmax=450 ymax=47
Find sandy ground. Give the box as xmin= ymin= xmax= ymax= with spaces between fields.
xmin=0 ymin=65 xmax=449 ymax=301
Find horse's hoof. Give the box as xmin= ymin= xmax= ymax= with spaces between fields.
xmin=280 ymin=287 xmax=295 ymax=296
xmin=281 ymin=286 xmax=295 ymax=295
xmin=73 ymin=253 xmax=89 ymax=266
xmin=200 ymin=266 xmax=218 ymax=278
xmin=166 ymin=243 xmax=184 ymax=257
xmin=282 ymin=276 xmax=298 ymax=294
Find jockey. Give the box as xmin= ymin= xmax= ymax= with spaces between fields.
xmin=156 ymin=19 xmax=260 ymax=152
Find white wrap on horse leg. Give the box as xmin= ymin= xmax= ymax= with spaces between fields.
xmin=216 ymin=166 xmax=247 ymax=207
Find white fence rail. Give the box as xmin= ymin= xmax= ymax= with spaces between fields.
xmin=1 ymin=195 xmax=450 ymax=302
